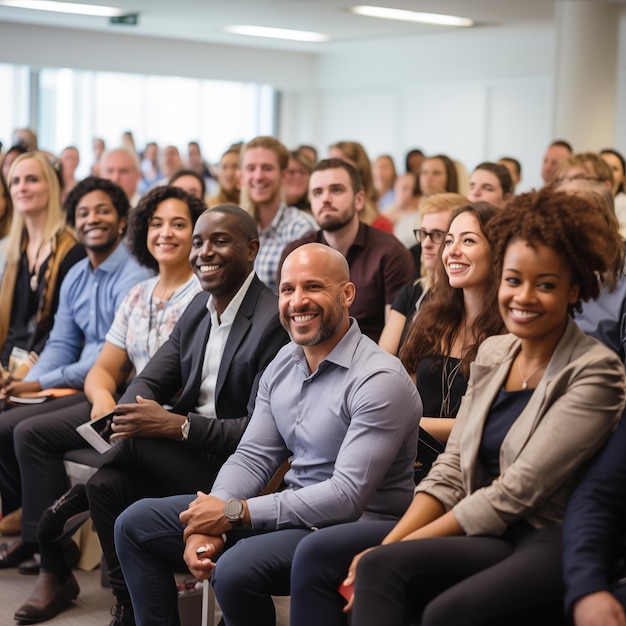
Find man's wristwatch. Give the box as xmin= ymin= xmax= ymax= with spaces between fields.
xmin=180 ymin=416 xmax=191 ymax=441
xmin=224 ymin=498 xmax=245 ymax=525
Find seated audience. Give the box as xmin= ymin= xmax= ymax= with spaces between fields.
xmin=555 ymin=178 xmax=626 ymax=365
xmin=1 ymin=151 xmax=85 ymax=373
xmin=207 ymin=148 xmax=240 ymax=208
xmin=291 ymin=187 xmax=626 ymax=626
xmin=419 ymin=154 xmax=459 ymax=200
xmin=82 ymin=205 xmax=288 ymax=623
xmin=467 ymin=161 xmax=513 ymax=209
xmin=555 ymin=151 xmax=613 ymax=190
xmin=373 ymin=154 xmax=397 ymax=211
xmin=90 ymin=137 xmax=105 ymax=177
xmin=279 ymin=158 xmax=413 ymax=342
xmin=284 ymin=148 xmax=314 ymax=213
xmin=542 ymin=139 xmax=573 ymax=186
xmin=138 ymin=142 xmax=161 ymax=194
xmin=58 ymin=146 xmax=80 ymax=203
xmin=378 ymin=192 xmax=466 ymax=355
xmin=187 ymin=141 xmax=216 ymax=194
xmin=240 ymin=136 xmax=317 ymax=293
xmin=405 ymin=148 xmax=425 ymax=181
xmin=158 ymin=146 xmax=183 ymax=184
xmin=99 ymin=148 xmax=142 ymax=207
xmin=498 ymin=156 xmax=522 ymax=192
xmin=168 ymin=169 xmax=206 ymax=200
xmin=0 ymin=177 xmax=151 ymax=556
xmin=329 ymin=141 xmax=393 ymax=233
xmin=387 ymin=173 xmax=421 ymax=248
xmin=11 ymin=186 xmax=205 ymax=624
xmin=113 ymin=243 xmax=421 ymax=626
xmin=601 ymin=148 xmax=626 ymax=236
xmin=297 ymin=144 xmax=318 ymax=166
xmin=1 ymin=144 xmax=28 ymax=181
xmin=0 ymin=167 xmax=12 ymax=242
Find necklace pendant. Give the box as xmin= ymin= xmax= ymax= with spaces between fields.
xmin=521 ymin=381 xmax=528 ymax=390
xmin=30 ymin=274 xmax=38 ymax=291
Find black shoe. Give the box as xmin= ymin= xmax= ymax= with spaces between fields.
xmin=37 ymin=483 xmax=90 ymax=545
xmin=17 ymin=539 xmax=80 ymax=576
xmin=109 ymin=602 xmax=136 ymax=626
xmin=17 ymin=554 xmax=41 ymax=575
xmin=0 ymin=540 xmax=35 ymax=569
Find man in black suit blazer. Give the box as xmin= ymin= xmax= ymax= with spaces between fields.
xmin=18 ymin=205 xmax=288 ymax=626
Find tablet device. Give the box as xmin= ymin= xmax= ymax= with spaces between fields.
xmin=76 ymin=411 xmax=119 ymax=454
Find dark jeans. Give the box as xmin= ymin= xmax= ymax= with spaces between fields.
xmin=87 ymin=438 xmax=222 ymax=605
xmin=115 ymin=493 xmax=313 ymax=626
xmin=0 ymin=393 xmax=91 ymax=533
xmin=290 ymin=520 xmax=396 ymax=626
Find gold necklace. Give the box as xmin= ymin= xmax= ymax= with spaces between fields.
xmin=517 ymin=358 xmax=546 ymax=390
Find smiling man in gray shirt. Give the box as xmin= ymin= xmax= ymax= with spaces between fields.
xmin=114 ymin=243 xmax=421 ymax=626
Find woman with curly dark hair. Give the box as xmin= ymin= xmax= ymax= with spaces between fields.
xmin=325 ymin=188 xmax=626 ymax=626
xmin=289 ymin=188 xmax=626 ymax=626
xmin=84 ymin=185 xmax=205 ymax=418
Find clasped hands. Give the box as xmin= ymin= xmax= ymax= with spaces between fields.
xmin=180 ymin=492 xmax=233 ymax=580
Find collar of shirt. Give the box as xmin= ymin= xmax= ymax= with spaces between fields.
xmin=206 ymin=269 xmax=256 ymax=327
xmin=317 ymin=222 xmax=368 ymax=252
xmin=291 ymin=317 xmax=361 ymax=376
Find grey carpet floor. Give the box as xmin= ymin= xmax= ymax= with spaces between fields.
xmin=0 ymin=565 xmax=115 ymax=625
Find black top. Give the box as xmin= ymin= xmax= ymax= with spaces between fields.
xmin=416 ymin=354 xmax=467 ymax=418
xmin=478 ymin=386 xmax=534 ymax=477
xmin=391 ymin=279 xmax=427 ymax=350
xmin=1 ymin=253 xmax=48 ymax=365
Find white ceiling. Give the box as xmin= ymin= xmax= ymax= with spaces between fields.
xmin=2 ymin=0 xmax=626 ymax=53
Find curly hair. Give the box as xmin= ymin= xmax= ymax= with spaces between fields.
xmin=399 ymin=202 xmax=504 ymax=378
xmin=488 ymin=188 xmax=624 ymax=312
xmin=64 ymin=176 xmax=129 ymax=227
xmin=127 ymin=186 xmax=207 ymax=270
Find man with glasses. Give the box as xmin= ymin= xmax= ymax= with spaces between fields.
xmin=279 ymin=158 xmax=413 ymax=341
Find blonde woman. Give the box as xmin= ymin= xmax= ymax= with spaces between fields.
xmin=0 ymin=152 xmax=84 ymax=369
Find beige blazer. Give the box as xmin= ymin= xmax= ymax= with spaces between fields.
xmin=416 ymin=318 xmax=626 ymax=536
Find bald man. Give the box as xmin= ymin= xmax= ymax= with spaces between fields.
xmin=115 ymin=243 xmax=421 ymax=626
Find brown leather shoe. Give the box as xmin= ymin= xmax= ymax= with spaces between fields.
xmin=0 ymin=507 xmax=22 ymax=535
xmin=14 ymin=569 xmax=79 ymax=623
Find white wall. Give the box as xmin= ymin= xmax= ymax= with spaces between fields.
xmin=298 ymin=25 xmax=558 ymax=191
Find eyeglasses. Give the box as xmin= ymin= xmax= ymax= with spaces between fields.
xmin=413 ymin=228 xmax=446 ymax=244
xmin=557 ymin=174 xmax=600 ymax=183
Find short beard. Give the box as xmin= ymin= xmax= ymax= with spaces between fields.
xmin=85 ymin=236 xmax=120 ymax=255
xmin=282 ymin=293 xmax=345 ymax=346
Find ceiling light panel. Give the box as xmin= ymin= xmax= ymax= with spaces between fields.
xmin=350 ymin=5 xmax=474 ymax=28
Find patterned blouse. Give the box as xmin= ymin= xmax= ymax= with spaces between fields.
xmin=105 ymin=274 xmax=201 ymax=374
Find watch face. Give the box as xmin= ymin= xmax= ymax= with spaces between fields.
xmin=225 ymin=498 xmax=243 ymax=521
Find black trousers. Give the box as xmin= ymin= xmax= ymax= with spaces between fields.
xmin=352 ymin=524 xmax=566 ymax=626
xmin=0 ymin=393 xmax=92 ymax=538
xmin=87 ymin=437 xmax=223 ymax=605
